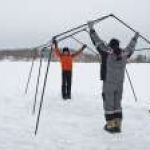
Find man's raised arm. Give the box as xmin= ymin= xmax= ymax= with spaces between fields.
xmin=52 ymin=38 xmax=61 ymax=58
xmin=124 ymin=32 xmax=139 ymax=58
xmin=72 ymin=44 xmax=87 ymax=58
xmin=88 ymin=21 xmax=110 ymax=55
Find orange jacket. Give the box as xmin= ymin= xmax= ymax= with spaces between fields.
xmin=54 ymin=48 xmax=83 ymax=71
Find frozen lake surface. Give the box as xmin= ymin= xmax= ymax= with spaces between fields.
xmin=0 ymin=61 xmax=150 ymax=150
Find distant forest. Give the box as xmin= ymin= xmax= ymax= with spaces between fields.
xmin=0 ymin=48 xmax=149 ymax=63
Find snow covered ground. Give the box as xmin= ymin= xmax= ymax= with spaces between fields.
xmin=0 ymin=61 xmax=150 ymax=150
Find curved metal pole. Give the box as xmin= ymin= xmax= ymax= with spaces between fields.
xmin=135 ymin=48 xmax=150 ymax=52
xmin=70 ymin=35 xmax=101 ymax=62
xmin=32 ymin=52 xmax=43 ymax=115
xmin=57 ymin=28 xmax=86 ymax=42
xmin=125 ymin=68 xmax=138 ymax=102
xmin=54 ymin=14 xmax=112 ymax=39
xmin=70 ymin=35 xmax=98 ymax=55
xmin=34 ymin=45 xmax=53 ymax=136
xmin=111 ymin=14 xmax=150 ymax=45
xmin=25 ymin=57 xmax=35 ymax=94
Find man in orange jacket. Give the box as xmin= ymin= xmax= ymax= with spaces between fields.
xmin=53 ymin=39 xmax=86 ymax=100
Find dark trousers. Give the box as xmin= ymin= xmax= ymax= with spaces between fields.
xmin=62 ymin=70 xmax=72 ymax=99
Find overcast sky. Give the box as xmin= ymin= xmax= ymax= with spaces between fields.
xmin=0 ymin=0 xmax=150 ymax=49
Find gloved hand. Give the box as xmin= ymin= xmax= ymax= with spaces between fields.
xmin=87 ymin=21 xmax=95 ymax=29
xmin=42 ymin=47 xmax=47 ymax=52
xmin=133 ymin=32 xmax=139 ymax=41
xmin=52 ymin=37 xmax=58 ymax=47
xmin=52 ymin=37 xmax=56 ymax=44
xmin=82 ymin=44 xmax=87 ymax=50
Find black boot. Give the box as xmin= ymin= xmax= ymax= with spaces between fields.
xmin=62 ymin=85 xmax=67 ymax=100
xmin=66 ymin=83 xmax=71 ymax=99
xmin=62 ymin=95 xmax=68 ymax=100
xmin=62 ymin=91 xmax=67 ymax=100
xmin=104 ymin=120 xmax=118 ymax=134
xmin=113 ymin=118 xmax=122 ymax=133
xmin=104 ymin=119 xmax=121 ymax=133
xmin=67 ymin=93 xmax=71 ymax=99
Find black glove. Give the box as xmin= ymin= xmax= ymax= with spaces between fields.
xmin=42 ymin=47 xmax=47 ymax=51
xmin=82 ymin=44 xmax=87 ymax=50
xmin=87 ymin=21 xmax=94 ymax=29
xmin=52 ymin=37 xmax=58 ymax=47
xmin=133 ymin=32 xmax=139 ymax=41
